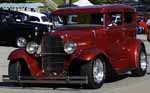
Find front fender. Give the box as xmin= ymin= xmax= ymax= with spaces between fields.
xmin=8 ymin=49 xmax=43 ymax=76
xmin=78 ymin=48 xmax=107 ymax=61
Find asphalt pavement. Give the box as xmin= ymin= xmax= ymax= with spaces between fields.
xmin=0 ymin=35 xmax=150 ymax=93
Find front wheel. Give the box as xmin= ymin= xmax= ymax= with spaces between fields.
xmin=132 ymin=47 xmax=147 ymax=76
xmin=81 ymin=56 xmax=106 ymax=89
xmin=8 ymin=60 xmax=31 ymax=80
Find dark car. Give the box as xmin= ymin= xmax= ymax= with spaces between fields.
xmin=0 ymin=10 xmax=51 ymax=47
xmin=4 ymin=4 xmax=147 ymax=89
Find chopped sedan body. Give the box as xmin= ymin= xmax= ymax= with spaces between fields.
xmin=4 ymin=4 xmax=147 ymax=89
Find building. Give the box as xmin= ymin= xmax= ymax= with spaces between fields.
xmin=0 ymin=3 xmax=44 ymax=12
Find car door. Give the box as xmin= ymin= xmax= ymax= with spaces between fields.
xmin=106 ymin=12 xmax=129 ymax=72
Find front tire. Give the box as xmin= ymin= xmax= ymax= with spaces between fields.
xmin=81 ymin=56 xmax=106 ymax=89
xmin=8 ymin=60 xmax=30 ymax=80
xmin=132 ymin=47 xmax=147 ymax=76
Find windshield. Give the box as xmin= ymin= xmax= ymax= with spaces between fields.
xmin=53 ymin=13 xmax=104 ymax=27
xmin=41 ymin=16 xmax=49 ymax=22
xmin=30 ymin=16 xmax=40 ymax=22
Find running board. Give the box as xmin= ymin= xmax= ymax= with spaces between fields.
xmin=2 ymin=75 xmax=88 ymax=84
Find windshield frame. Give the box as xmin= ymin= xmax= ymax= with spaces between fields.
xmin=52 ymin=13 xmax=105 ymax=28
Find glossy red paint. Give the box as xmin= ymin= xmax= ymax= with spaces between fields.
xmin=8 ymin=49 xmax=43 ymax=76
xmin=53 ymin=4 xmax=135 ymax=15
xmin=50 ymin=4 xmax=140 ymax=73
xmin=8 ymin=4 xmax=145 ymax=77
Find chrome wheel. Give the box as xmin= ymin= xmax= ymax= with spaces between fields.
xmin=140 ymin=51 xmax=147 ymax=71
xmin=93 ymin=59 xmax=105 ymax=84
xmin=132 ymin=47 xmax=147 ymax=76
xmin=81 ymin=56 xmax=106 ymax=89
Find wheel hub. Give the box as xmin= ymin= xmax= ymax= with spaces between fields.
xmin=140 ymin=52 xmax=147 ymax=71
xmin=93 ymin=59 xmax=104 ymax=84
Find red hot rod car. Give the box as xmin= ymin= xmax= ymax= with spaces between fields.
xmin=4 ymin=4 xmax=147 ymax=89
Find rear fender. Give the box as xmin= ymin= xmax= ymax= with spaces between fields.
xmin=128 ymin=39 xmax=145 ymax=68
xmin=8 ymin=49 xmax=43 ymax=76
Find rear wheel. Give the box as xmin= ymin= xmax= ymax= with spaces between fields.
xmin=81 ymin=56 xmax=106 ymax=89
xmin=132 ymin=47 xmax=147 ymax=76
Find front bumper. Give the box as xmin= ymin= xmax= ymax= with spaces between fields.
xmin=2 ymin=75 xmax=88 ymax=84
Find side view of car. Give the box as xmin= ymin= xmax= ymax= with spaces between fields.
xmin=3 ymin=4 xmax=147 ymax=89
xmin=0 ymin=9 xmax=51 ymax=47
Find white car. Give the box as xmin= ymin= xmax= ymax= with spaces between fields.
xmin=20 ymin=11 xmax=52 ymax=26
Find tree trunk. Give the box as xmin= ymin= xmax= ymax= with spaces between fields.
xmin=63 ymin=0 xmax=72 ymax=4
xmin=41 ymin=0 xmax=58 ymax=10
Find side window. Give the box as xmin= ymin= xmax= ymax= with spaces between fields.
xmin=11 ymin=14 xmax=23 ymax=23
xmin=91 ymin=14 xmax=104 ymax=25
xmin=0 ymin=14 xmax=12 ymax=23
xmin=29 ymin=16 xmax=40 ymax=22
xmin=109 ymin=12 xmax=122 ymax=26
xmin=0 ymin=14 xmax=7 ymax=23
xmin=124 ymin=12 xmax=133 ymax=24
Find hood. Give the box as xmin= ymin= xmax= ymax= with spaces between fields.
xmin=48 ymin=25 xmax=101 ymax=48
xmin=49 ymin=25 xmax=100 ymax=39
xmin=55 ymin=24 xmax=100 ymax=32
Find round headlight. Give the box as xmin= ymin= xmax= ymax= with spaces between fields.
xmin=16 ymin=37 xmax=27 ymax=48
xmin=26 ymin=42 xmax=38 ymax=54
xmin=64 ymin=41 xmax=77 ymax=54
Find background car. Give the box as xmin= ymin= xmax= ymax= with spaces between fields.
xmin=20 ymin=11 xmax=52 ymax=26
xmin=0 ymin=9 xmax=50 ymax=47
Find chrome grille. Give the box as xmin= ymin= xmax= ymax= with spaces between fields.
xmin=41 ymin=35 xmax=65 ymax=75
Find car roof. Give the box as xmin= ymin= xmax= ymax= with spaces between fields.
xmin=20 ymin=11 xmax=46 ymax=18
xmin=53 ymin=4 xmax=135 ymax=15
xmin=0 ymin=9 xmax=29 ymax=16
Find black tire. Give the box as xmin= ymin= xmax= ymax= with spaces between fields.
xmin=8 ymin=60 xmax=31 ymax=80
xmin=81 ymin=56 xmax=106 ymax=89
xmin=132 ymin=47 xmax=147 ymax=76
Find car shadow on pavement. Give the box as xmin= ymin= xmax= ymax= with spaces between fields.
xmin=104 ymin=74 xmax=128 ymax=83
xmin=0 ymin=82 xmax=78 ymax=89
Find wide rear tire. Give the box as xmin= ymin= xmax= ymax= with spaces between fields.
xmin=132 ymin=47 xmax=147 ymax=76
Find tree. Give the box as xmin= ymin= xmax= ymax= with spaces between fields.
xmin=89 ymin=0 xmax=112 ymax=4
xmin=12 ymin=0 xmax=26 ymax=3
xmin=41 ymin=0 xmax=58 ymax=10
xmin=143 ymin=0 xmax=150 ymax=5
xmin=0 ymin=0 xmax=11 ymax=3
xmin=0 ymin=0 xmax=26 ymax=3
xmin=63 ymin=0 xmax=72 ymax=4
